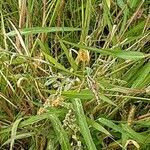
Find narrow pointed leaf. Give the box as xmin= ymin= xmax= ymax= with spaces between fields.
xmin=72 ymin=98 xmax=97 ymax=150
xmin=6 ymin=27 xmax=81 ymax=36
xmin=49 ymin=114 xmax=71 ymax=150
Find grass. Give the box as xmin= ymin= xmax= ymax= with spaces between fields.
xmin=0 ymin=0 xmax=150 ymax=149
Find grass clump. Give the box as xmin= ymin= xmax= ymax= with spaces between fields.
xmin=0 ymin=0 xmax=150 ymax=149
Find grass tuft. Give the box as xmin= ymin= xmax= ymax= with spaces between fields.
xmin=0 ymin=0 xmax=150 ymax=149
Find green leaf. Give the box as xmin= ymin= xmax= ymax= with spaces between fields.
xmin=59 ymin=41 xmax=77 ymax=70
xmin=136 ymin=120 xmax=150 ymax=127
xmin=87 ymin=118 xmax=111 ymax=136
xmin=129 ymin=0 xmax=141 ymax=9
xmin=98 ymin=118 xmax=146 ymax=144
xmin=49 ymin=114 xmax=71 ymax=150
xmin=121 ymin=124 xmax=146 ymax=144
xmin=80 ymin=0 xmax=92 ymax=42
xmin=123 ymin=61 xmax=144 ymax=84
xmin=99 ymin=94 xmax=117 ymax=106
xmin=131 ymin=62 xmax=150 ymax=88
xmin=72 ymin=98 xmax=97 ymax=150
xmin=43 ymin=51 xmax=70 ymax=72
xmin=19 ymin=113 xmax=51 ymax=128
xmin=105 ymin=0 xmax=111 ymax=9
xmin=44 ymin=89 xmax=94 ymax=100
xmin=6 ymin=27 xmax=81 ymax=36
xmin=124 ymin=21 xmax=145 ymax=37
xmin=10 ymin=118 xmax=23 ymax=150
xmin=111 ymin=50 xmax=145 ymax=61
xmin=38 ymin=39 xmax=70 ymax=73
xmin=2 ymin=132 xmax=34 ymax=146
xmin=0 ymin=112 xmax=63 ymax=135
xmin=98 ymin=118 xmax=125 ymax=134
xmin=62 ymin=40 xmax=145 ymax=60
xmin=49 ymin=0 xmax=63 ymax=26
xmin=117 ymin=0 xmax=125 ymax=9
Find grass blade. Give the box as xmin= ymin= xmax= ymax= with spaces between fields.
xmin=6 ymin=27 xmax=81 ymax=36
xmin=121 ymin=124 xmax=146 ymax=144
xmin=87 ymin=118 xmax=111 ymax=136
xmin=72 ymin=98 xmax=97 ymax=150
xmin=10 ymin=118 xmax=23 ymax=150
xmin=38 ymin=39 xmax=70 ymax=73
xmin=59 ymin=40 xmax=77 ymax=70
xmin=20 ymin=113 xmax=51 ymax=128
xmin=62 ymin=40 xmax=145 ymax=61
xmin=44 ymin=89 xmax=94 ymax=100
xmin=132 ymin=62 xmax=150 ymax=88
xmin=49 ymin=114 xmax=71 ymax=150
xmin=98 ymin=118 xmax=146 ymax=144
xmin=2 ymin=132 xmax=34 ymax=147
xmin=99 ymin=94 xmax=117 ymax=106
xmin=98 ymin=118 xmax=125 ymax=134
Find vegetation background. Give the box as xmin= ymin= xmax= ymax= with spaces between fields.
xmin=0 ymin=0 xmax=150 ymax=149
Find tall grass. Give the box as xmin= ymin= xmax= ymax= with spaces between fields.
xmin=0 ymin=0 xmax=150 ymax=149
